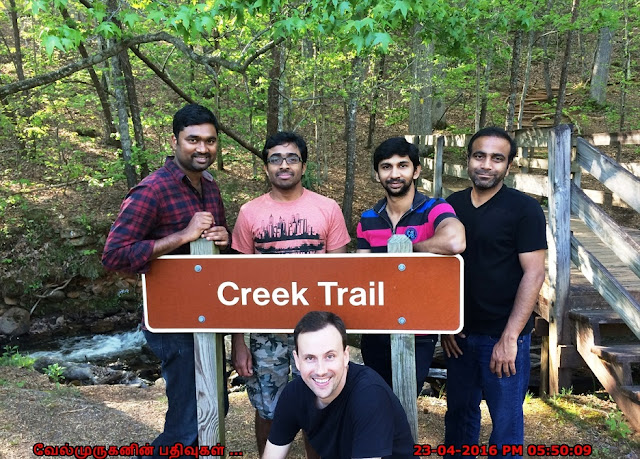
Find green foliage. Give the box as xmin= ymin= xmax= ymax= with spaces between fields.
xmin=44 ymin=363 xmax=66 ymax=385
xmin=0 ymin=346 xmax=35 ymax=369
xmin=604 ymin=410 xmax=632 ymax=440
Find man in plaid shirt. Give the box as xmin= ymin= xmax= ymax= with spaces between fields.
xmin=102 ymin=104 xmax=230 ymax=458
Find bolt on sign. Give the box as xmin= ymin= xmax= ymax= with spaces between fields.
xmin=143 ymin=253 xmax=463 ymax=333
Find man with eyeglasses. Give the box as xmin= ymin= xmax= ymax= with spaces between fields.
xmin=230 ymin=131 xmax=350 ymax=458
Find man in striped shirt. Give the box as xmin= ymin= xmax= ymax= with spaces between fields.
xmin=356 ymin=136 xmax=465 ymax=395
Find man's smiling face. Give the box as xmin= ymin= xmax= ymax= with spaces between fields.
xmin=293 ymin=325 xmax=349 ymax=409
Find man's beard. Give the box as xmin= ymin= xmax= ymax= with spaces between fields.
xmin=383 ymin=179 xmax=412 ymax=197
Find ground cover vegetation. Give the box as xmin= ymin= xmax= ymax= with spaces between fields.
xmin=1 ymin=0 xmax=640 ymax=452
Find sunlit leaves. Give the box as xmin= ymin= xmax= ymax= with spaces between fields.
xmin=95 ymin=21 xmax=122 ymax=40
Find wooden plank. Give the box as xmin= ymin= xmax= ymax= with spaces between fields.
xmin=571 ymin=184 xmax=640 ymax=279
xmin=582 ymin=130 xmax=640 ymax=146
xmin=575 ymin=138 xmax=640 ymax=213
xmin=190 ymin=238 xmax=225 ymax=454
xmin=570 ymin=235 xmax=640 ymax=341
xmin=433 ymin=136 xmax=444 ymax=198
xmin=388 ymin=234 xmax=418 ymax=443
xmin=547 ymin=125 xmax=573 ymax=395
xmin=574 ymin=320 xmax=640 ymax=431
xmin=513 ymin=127 xmax=553 ymax=148
xmin=407 ymin=133 xmax=469 ymax=148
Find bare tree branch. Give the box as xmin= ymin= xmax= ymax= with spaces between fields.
xmin=0 ymin=31 xmax=285 ymax=98
xmin=131 ymin=46 xmax=260 ymax=156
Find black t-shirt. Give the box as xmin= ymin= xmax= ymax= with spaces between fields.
xmin=446 ymin=186 xmax=547 ymax=336
xmin=268 ymin=362 xmax=414 ymax=459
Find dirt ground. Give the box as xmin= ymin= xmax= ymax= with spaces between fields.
xmin=1 ymin=366 xmax=639 ymax=459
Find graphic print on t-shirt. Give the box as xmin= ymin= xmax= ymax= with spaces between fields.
xmin=255 ymin=213 xmax=324 ymax=254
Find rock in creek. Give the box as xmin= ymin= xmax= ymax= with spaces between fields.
xmin=33 ymin=356 xmax=147 ymax=386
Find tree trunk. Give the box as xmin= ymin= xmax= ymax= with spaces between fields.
xmin=518 ymin=30 xmax=535 ymax=129
xmin=366 ymin=54 xmax=386 ymax=150
xmin=617 ymin=0 xmax=630 ymax=162
xmin=119 ymin=50 xmax=149 ymax=178
xmin=8 ymin=0 xmax=25 ymax=81
xmin=432 ymin=58 xmax=446 ymax=130
xmin=478 ymin=47 xmax=493 ymax=129
xmin=266 ymin=43 xmax=285 ymax=136
xmin=342 ymin=56 xmax=364 ymax=231
xmin=409 ymin=24 xmax=433 ymax=136
xmin=542 ymin=0 xmax=555 ymax=102
xmin=110 ymin=49 xmax=138 ymax=188
xmin=590 ymin=27 xmax=614 ymax=106
xmin=60 ymin=7 xmax=116 ymax=145
xmin=505 ymin=29 xmax=523 ymax=132
xmin=554 ymin=0 xmax=581 ymax=126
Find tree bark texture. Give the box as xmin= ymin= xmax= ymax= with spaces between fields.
xmin=119 ymin=50 xmax=149 ymax=178
xmin=109 ymin=38 xmax=138 ymax=188
xmin=554 ymin=0 xmax=581 ymax=126
xmin=266 ymin=43 xmax=285 ymax=136
xmin=409 ymin=25 xmax=433 ymax=136
xmin=590 ymin=27 xmax=614 ymax=106
xmin=518 ymin=30 xmax=535 ymax=129
xmin=505 ymin=29 xmax=523 ymax=132
xmin=342 ymin=56 xmax=364 ymax=231
xmin=366 ymin=54 xmax=386 ymax=149
xmin=8 ymin=0 xmax=25 ymax=81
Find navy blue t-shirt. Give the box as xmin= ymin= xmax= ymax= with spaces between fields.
xmin=268 ymin=362 xmax=414 ymax=459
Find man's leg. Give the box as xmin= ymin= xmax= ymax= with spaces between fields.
xmin=255 ymin=410 xmax=272 ymax=456
xmin=142 ymin=331 xmax=197 ymax=459
xmin=480 ymin=334 xmax=531 ymax=458
xmin=245 ymin=333 xmax=291 ymax=455
xmin=415 ymin=334 xmax=438 ymax=396
xmin=444 ymin=334 xmax=482 ymax=459
xmin=361 ymin=333 xmax=393 ymax=387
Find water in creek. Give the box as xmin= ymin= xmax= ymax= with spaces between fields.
xmin=24 ymin=328 xmax=149 ymax=368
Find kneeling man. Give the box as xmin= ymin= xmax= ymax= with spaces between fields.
xmin=263 ymin=311 xmax=414 ymax=459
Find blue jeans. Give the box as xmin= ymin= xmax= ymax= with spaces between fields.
xmin=361 ymin=334 xmax=437 ymax=396
xmin=143 ymin=331 xmax=229 ymax=459
xmin=444 ymin=333 xmax=530 ymax=458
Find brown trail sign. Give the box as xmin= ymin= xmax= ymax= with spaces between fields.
xmin=143 ymin=246 xmax=463 ymax=452
xmin=143 ymin=253 xmax=463 ymax=333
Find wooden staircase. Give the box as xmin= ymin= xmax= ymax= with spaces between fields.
xmin=569 ymin=308 xmax=640 ymax=430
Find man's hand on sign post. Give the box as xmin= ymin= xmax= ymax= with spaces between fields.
xmin=442 ymin=334 xmax=465 ymax=358
xmin=182 ymin=211 xmax=214 ymax=242
xmin=202 ymin=225 xmax=229 ymax=249
xmin=232 ymin=333 xmax=253 ymax=377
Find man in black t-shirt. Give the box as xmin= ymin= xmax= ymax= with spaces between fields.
xmin=263 ymin=311 xmax=414 ymax=459
xmin=443 ymin=127 xmax=547 ymax=458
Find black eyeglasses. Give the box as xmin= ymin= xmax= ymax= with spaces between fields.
xmin=266 ymin=154 xmax=302 ymax=165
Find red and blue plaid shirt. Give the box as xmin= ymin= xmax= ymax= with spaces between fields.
xmin=102 ymin=157 xmax=228 ymax=274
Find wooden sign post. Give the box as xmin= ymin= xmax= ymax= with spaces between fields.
xmin=388 ymin=234 xmax=419 ymax=441
xmin=144 ymin=249 xmax=463 ymax=452
xmin=190 ymin=239 xmax=225 ymax=456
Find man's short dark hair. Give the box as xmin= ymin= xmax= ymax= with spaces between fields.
xmin=467 ymin=126 xmax=517 ymax=163
xmin=294 ymin=311 xmax=347 ymax=350
xmin=373 ymin=137 xmax=420 ymax=172
xmin=262 ymin=131 xmax=308 ymax=164
xmin=173 ymin=104 xmax=219 ymax=138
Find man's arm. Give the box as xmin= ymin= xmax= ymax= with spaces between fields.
xmin=262 ymin=440 xmax=291 ymax=459
xmin=328 ymin=245 xmax=348 ymax=253
xmin=490 ymin=249 xmax=546 ymax=377
xmin=411 ymin=217 xmax=466 ymax=254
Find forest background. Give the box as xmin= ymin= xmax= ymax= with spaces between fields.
xmin=2 ymin=0 xmax=639 ymax=310
xmin=1 ymin=0 xmax=640 ymax=455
